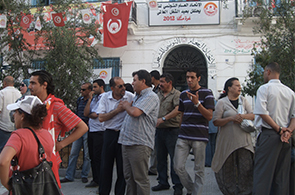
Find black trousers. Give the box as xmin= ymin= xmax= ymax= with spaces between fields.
xmin=99 ymin=129 xmax=126 ymax=195
xmin=88 ymin=131 xmax=104 ymax=184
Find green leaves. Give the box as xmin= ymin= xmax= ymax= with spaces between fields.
xmin=243 ymin=1 xmax=295 ymax=96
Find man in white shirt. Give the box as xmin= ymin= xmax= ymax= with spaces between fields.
xmin=97 ymin=77 xmax=134 ymax=195
xmin=0 ymin=76 xmax=21 ymax=152
xmin=253 ymin=62 xmax=295 ymax=195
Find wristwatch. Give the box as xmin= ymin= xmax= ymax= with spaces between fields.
xmin=162 ymin=117 xmax=166 ymax=121
xmin=194 ymin=101 xmax=201 ymax=108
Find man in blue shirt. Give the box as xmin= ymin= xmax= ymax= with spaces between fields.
xmin=84 ymin=79 xmax=106 ymax=188
xmin=60 ymin=82 xmax=92 ymax=183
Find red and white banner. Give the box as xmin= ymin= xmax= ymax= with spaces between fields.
xmin=0 ymin=15 xmax=7 ymax=28
xmin=44 ymin=12 xmax=51 ymax=22
xmin=81 ymin=9 xmax=91 ymax=24
xmin=35 ymin=16 xmax=42 ymax=31
xmin=103 ymin=1 xmax=132 ymax=48
xmin=20 ymin=14 xmax=32 ymax=29
xmin=52 ymin=13 xmax=65 ymax=27
xmin=93 ymin=68 xmax=112 ymax=84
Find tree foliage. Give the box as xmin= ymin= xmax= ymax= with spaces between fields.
xmin=242 ymin=1 xmax=295 ymax=96
xmin=0 ymin=0 xmax=36 ymax=80
xmin=0 ymin=0 xmax=102 ymax=110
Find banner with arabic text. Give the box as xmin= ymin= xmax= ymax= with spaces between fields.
xmin=149 ymin=1 xmax=220 ymax=26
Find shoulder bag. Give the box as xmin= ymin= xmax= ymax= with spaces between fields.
xmin=9 ymin=127 xmax=62 ymax=195
xmin=238 ymin=97 xmax=256 ymax=133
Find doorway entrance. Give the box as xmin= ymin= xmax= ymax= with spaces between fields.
xmin=163 ymin=45 xmax=207 ymax=92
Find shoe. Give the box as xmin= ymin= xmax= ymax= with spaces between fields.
xmin=81 ymin=177 xmax=88 ymax=183
xmin=151 ymin=184 xmax=170 ymax=191
xmin=148 ymin=171 xmax=157 ymax=176
xmin=60 ymin=177 xmax=73 ymax=183
xmin=174 ymin=187 xmax=183 ymax=195
xmin=85 ymin=180 xmax=99 ymax=188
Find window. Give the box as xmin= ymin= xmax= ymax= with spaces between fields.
xmin=31 ymin=60 xmax=46 ymax=70
xmin=31 ymin=0 xmax=56 ymax=6
xmin=93 ymin=57 xmax=120 ymax=91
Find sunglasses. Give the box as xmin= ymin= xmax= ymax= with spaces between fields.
xmin=21 ymin=83 xmax=26 ymax=87
xmin=116 ymin=85 xmax=124 ymax=89
xmin=80 ymin=88 xmax=87 ymax=91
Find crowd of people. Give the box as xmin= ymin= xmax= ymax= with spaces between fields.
xmin=0 ymin=62 xmax=294 ymax=195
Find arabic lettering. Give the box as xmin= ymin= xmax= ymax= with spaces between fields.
xmin=155 ymin=38 xmax=215 ymax=65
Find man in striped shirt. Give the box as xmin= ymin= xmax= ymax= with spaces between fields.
xmin=29 ymin=70 xmax=88 ymax=188
xmin=174 ymin=68 xmax=214 ymax=195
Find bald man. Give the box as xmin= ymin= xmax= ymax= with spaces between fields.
xmin=0 ymin=76 xmax=21 ymax=152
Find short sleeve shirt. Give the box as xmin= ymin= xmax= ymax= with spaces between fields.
xmin=5 ymin=128 xmax=54 ymax=172
xmin=119 ymin=88 xmax=160 ymax=149
xmin=254 ymin=79 xmax=295 ymax=129
xmin=97 ymin=91 xmax=134 ymax=130
xmin=76 ymin=96 xmax=89 ymax=124
xmin=157 ymin=88 xmax=181 ymax=128
xmin=53 ymin=102 xmax=81 ymax=140
xmin=89 ymin=93 xmax=105 ymax=132
xmin=178 ymin=88 xmax=215 ymax=142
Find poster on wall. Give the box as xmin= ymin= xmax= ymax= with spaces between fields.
xmin=93 ymin=68 xmax=112 ymax=84
xmin=149 ymin=1 xmax=220 ymax=26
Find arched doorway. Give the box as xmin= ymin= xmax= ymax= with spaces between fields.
xmin=163 ymin=45 xmax=208 ymax=92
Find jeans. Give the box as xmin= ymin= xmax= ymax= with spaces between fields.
xmin=88 ymin=131 xmax=104 ymax=184
xmin=0 ymin=129 xmax=11 ymax=152
xmin=122 ymin=145 xmax=152 ymax=195
xmin=205 ymin=133 xmax=217 ymax=167
xmin=65 ymin=132 xmax=90 ymax=181
xmin=174 ymin=138 xmax=207 ymax=195
xmin=156 ymin=127 xmax=182 ymax=189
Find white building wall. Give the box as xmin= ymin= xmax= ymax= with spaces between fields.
xmin=96 ymin=0 xmax=260 ymax=99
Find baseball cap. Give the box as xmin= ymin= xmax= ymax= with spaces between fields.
xmin=7 ymin=95 xmax=43 ymax=115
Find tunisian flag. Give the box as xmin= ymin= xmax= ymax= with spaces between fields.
xmin=20 ymin=14 xmax=32 ymax=29
xmin=103 ymin=1 xmax=132 ymax=48
xmin=52 ymin=13 xmax=65 ymax=27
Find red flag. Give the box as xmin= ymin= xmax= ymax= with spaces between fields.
xmin=272 ymin=0 xmax=276 ymax=8
xmin=52 ymin=13 xmax=65 ymax=27
xmin=103 ymin=1 xmax=132 ymax=48
xmin=44 ymin=12 xmax=51 ymax=22
xmin=20 ymin=14 xmax=32 ymax=29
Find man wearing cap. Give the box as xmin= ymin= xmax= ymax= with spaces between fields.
xmin=29 ymin=70 xmax=88 ymax=188
xmin=0 ymin=76 xmax=21 ymax=152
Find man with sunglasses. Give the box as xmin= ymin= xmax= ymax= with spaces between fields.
xmin=0 ymin=76 xmax=21 ymax=152
xmin=83 ymin=79 xmax=105 ymax=188
xmin=97 ymin=77 xmax=134 ymax=195
xmin=60 ymin=82 xmax=92 ymax=184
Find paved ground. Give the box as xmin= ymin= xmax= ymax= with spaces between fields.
xmin=0 ymin=155 xmax=222 ymax=195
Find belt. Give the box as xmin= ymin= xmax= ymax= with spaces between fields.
xmin=106 ymin=129 xmax=120 ymax=132
xmin=261 ymin=127 xmax=274 ymax=131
